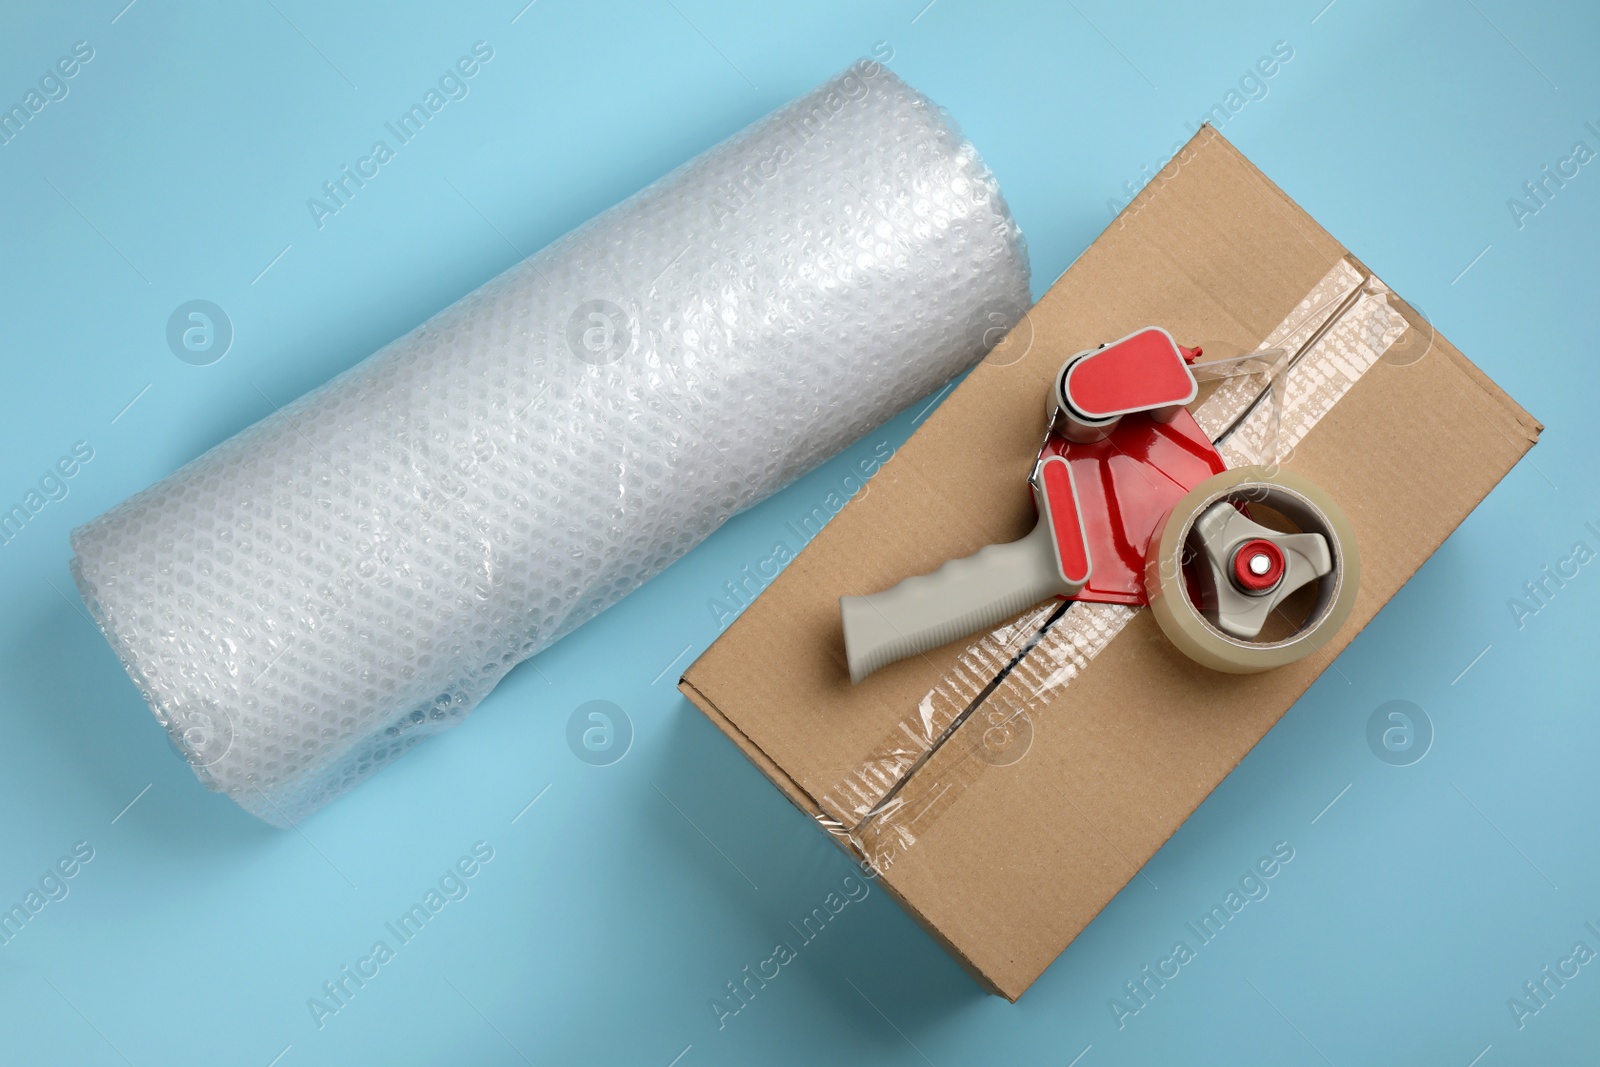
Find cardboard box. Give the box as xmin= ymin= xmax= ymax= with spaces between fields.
xmin=678 ymin=127 xmax=1540 ymax=1000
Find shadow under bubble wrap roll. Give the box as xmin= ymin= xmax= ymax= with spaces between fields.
xmin=69 ymin=59 xmax=1031 ymax=826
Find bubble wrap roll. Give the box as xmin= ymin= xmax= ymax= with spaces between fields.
xmin=70 ymin=60 xmax=1030 ymax=826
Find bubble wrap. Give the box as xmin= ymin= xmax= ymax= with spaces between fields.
xmin=70 ymin=60 xmax=1030 ymax=826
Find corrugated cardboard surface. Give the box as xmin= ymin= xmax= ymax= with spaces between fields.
xmin=679 ymin=127 xmax=1540 ymax=1000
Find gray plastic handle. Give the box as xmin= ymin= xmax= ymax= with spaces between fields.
xmin=841 ymin=519 xmax=1067 ymax=684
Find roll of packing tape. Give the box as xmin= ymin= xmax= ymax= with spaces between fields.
xmin=70 ymin=60 xmax=1031 ymax=825
xmin=1146 ymin=466 xmax=1360 ymax=673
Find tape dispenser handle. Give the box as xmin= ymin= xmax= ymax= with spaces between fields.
xmin=840 ymin=458 xmax=1090 ymax=684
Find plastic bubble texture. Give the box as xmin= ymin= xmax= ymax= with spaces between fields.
xmin=69 ymin=60 xmax=1031 ymax=826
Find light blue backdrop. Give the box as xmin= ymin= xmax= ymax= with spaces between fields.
xmin=0 ymin=1 xmax=1594 ymax=1064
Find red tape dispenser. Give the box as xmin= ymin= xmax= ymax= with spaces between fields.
xmin=840 ymin=327 xmax=1360 ymax=682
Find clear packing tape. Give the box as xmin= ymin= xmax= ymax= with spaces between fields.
xmin=69 ymin=61 xmax=1030 ymax=826
xmin=818 ymin=259 xmax=1413 ymax=871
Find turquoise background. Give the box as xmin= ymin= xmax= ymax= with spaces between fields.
xmin=0 ymin=1 xmax=1594 ymax=1064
